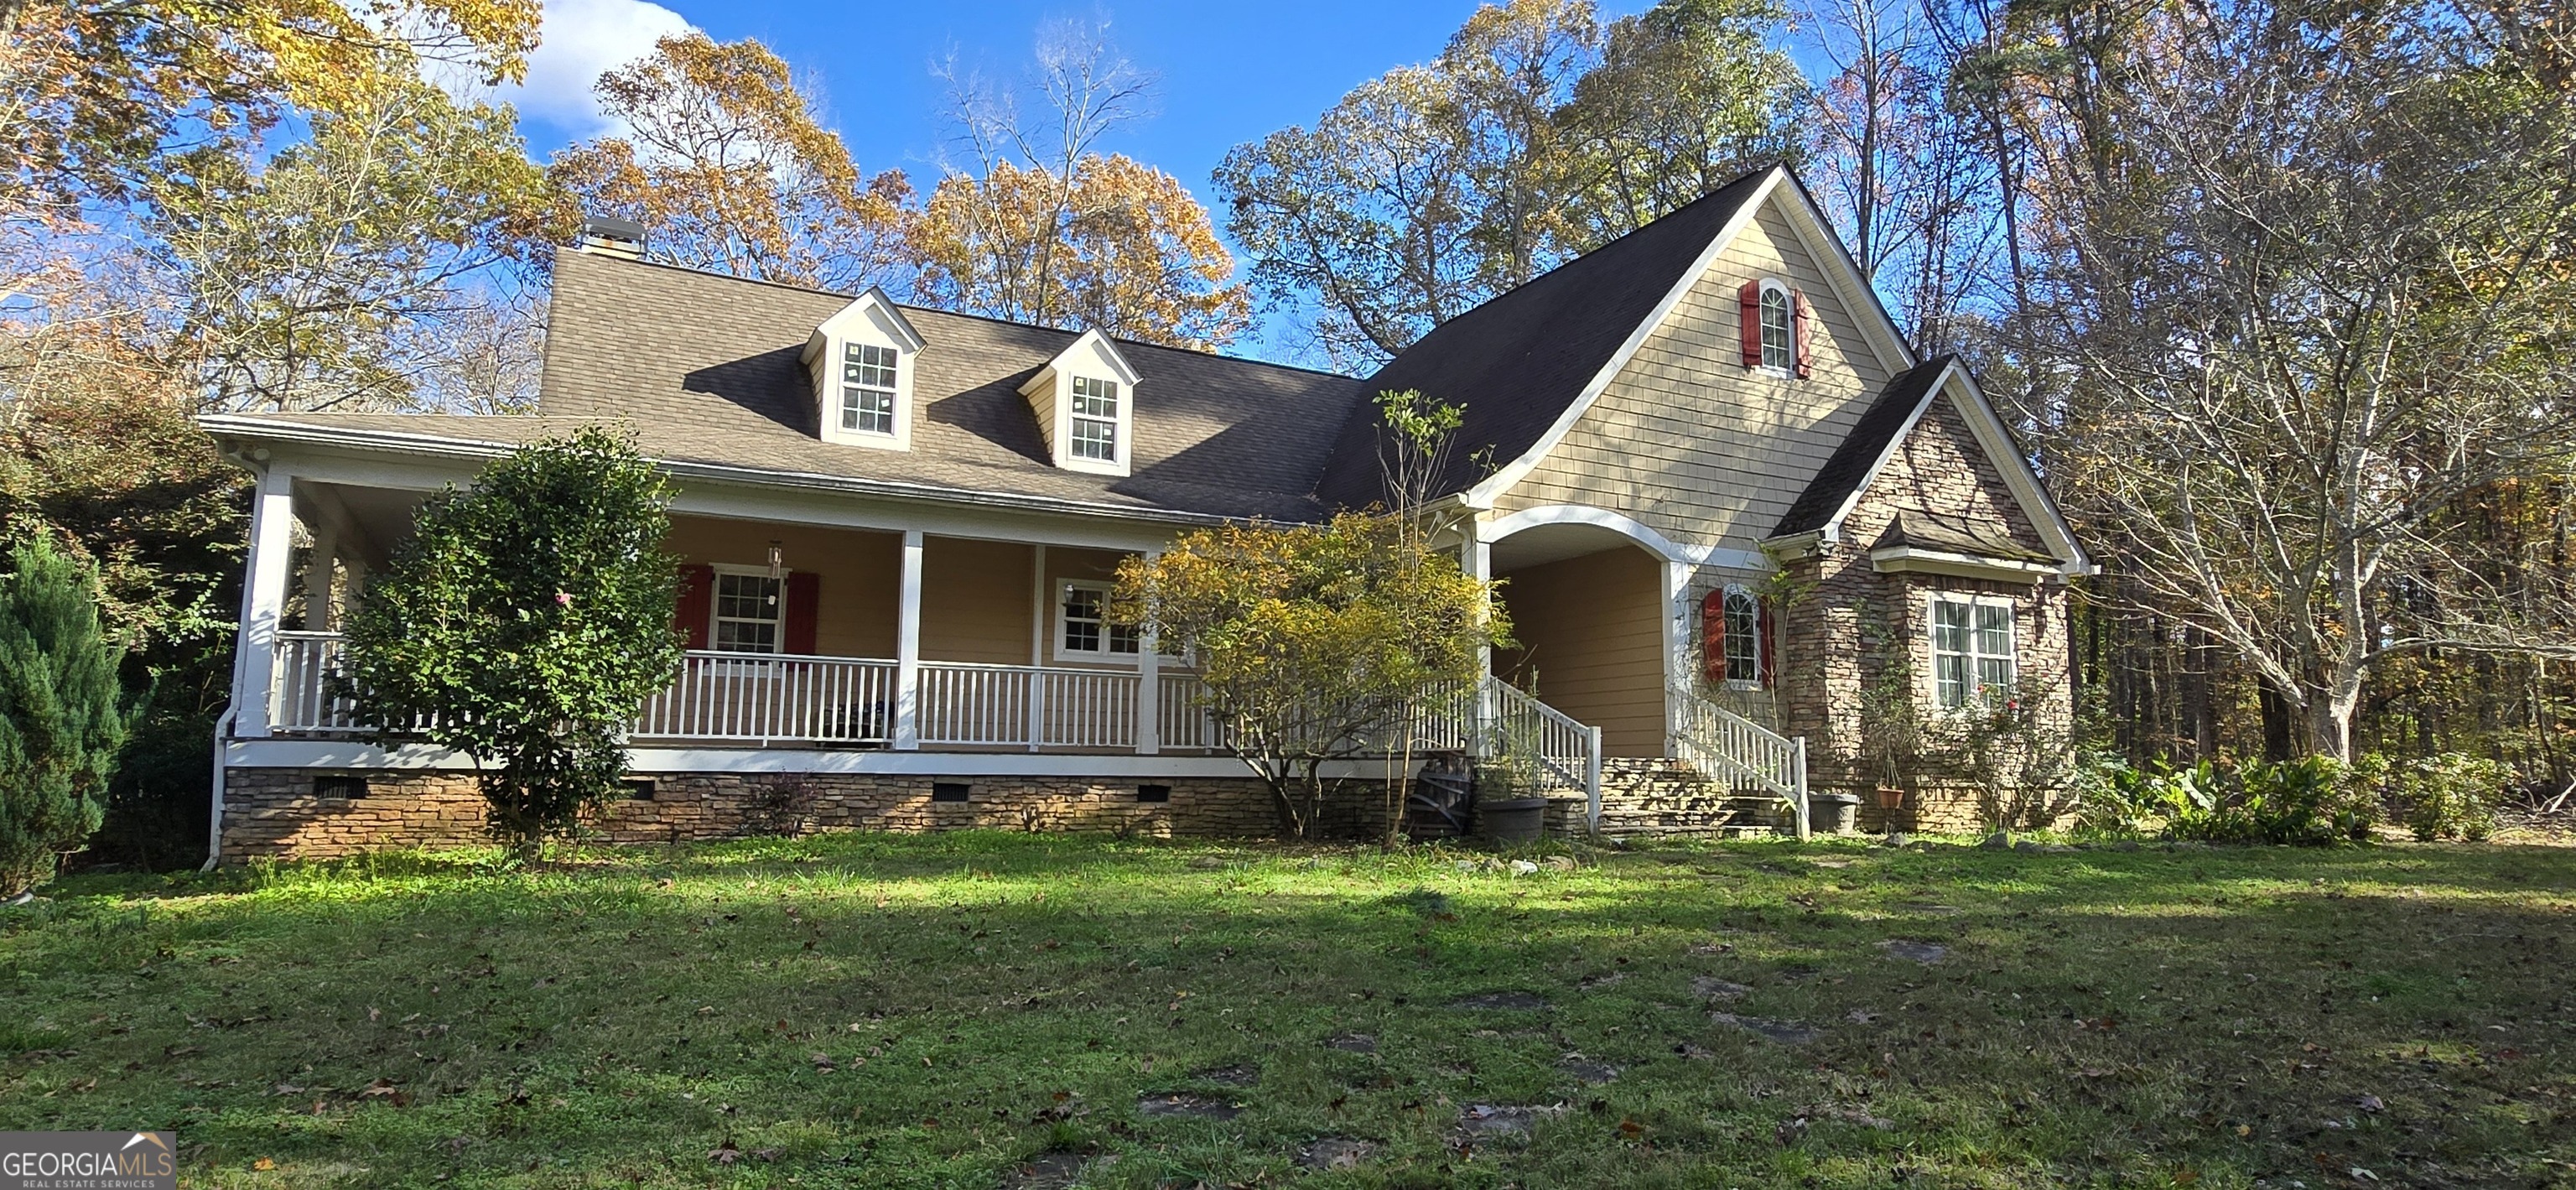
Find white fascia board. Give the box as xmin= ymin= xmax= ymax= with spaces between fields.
xmin=1770 ymin=169 xmax=1919 ymax=378
xmin=197 ymin=416 xmax=1246 ymax=537
xmin=1933 ymin=368 xmax=2093 ymax=572
xmin=802 ymin=288 xmax=925 ymax=364
xmin=1480 ymin=503 xmax=1770 ymax=572
xmin=1463 ymin=167 xmax=1790 ymax=509
xmin=1867 ymin=545 xmax=2056 ymax=585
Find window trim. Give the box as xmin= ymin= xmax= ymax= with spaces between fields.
xmin=1928 ymin=591 xmax=2017 ymax=709
xmin=1067 ymin=375 xmax=1121 ymax=464
xmin=708 ymin=563 xmax=790 ymax=657
xmin=839 ymin=340 xmax=900 ymax=438
xmin=1756 ymin=278 xmax=1794 ymax=376
xmin=1052 ymin=579 xmax=1143 ymax=664
xmin=1719 ymin=583 xmax=1764 ymax=690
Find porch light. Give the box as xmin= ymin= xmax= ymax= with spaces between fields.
xmin=767 ymin=541 xmax=783 ymax=582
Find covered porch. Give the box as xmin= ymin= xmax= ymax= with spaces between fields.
xmin=251 ymin=486 xmax=1224 ymax=755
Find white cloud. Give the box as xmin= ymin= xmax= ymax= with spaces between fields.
xmin=501 ymin=0 xmax=697 ymax=138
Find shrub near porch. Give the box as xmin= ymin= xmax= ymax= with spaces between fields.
xmin=0 ymin=834 xmax=2568 ymax=1187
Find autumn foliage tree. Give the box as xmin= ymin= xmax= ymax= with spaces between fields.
xmin=548 ymin=33 xmax=913 ymax=293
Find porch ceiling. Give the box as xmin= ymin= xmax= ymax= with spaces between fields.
xmin=1489 ymin=523 xmax=1650 ymax=572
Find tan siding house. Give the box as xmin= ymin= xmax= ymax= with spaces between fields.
xmin=199 ymin=164 xmax=2089 ymax=859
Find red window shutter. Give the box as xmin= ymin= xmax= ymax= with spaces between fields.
xmin=1792 ymin=289 xmax=1815 ymax=379
xmin=1737 ymin=280 xmax=1763 ymax=368
xmin=1700 ymin=589 xmax=1728 ymax=683
xmin=676 ymin=564 xmax=714 ymax=650
xmin=785 ymin=570 xmax=820 ymax=655
xmin=1758 ymin=595 xmax=1779 ymax=688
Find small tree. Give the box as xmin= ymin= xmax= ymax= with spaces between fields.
xmin=342 ymin=428 xmax=681 ymax=858
xmin=0 ymin=538 xmax=129 ymax=894
xmin=1114 ymin=512 xmax=1506 ymax=839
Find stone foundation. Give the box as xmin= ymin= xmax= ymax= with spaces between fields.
xmin=216 ymin=767 xmax=1332 ymax=861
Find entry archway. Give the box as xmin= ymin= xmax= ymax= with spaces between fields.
xmin=1483 ymin=507 xmax=1676 ymax=759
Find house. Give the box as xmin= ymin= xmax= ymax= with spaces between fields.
xmin=196 ymin=164 xmax=2090 ymax=861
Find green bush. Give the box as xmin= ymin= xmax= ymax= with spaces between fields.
xmin=2083 ymin=756 xmax=2376 ymax=845
xmin=0 ymin=538 xmax=131 ymax=893
xmin=2399 ymin=753 xmax=2505 ymax=841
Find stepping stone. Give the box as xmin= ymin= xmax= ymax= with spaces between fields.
xmin=1846 ymin=1009 xmax=1882 ymax=1024
xmin=1690 ymin=976 xmax=1753 ymax=1001
xmin=1000 ymin=1151 xmax=1090 ymax=1190
xmin=1323 ymin=1033 xmax=1378 ymax=1053
xmin=1711 ymin=1012 xmax=1821 ymax=1045
xmin=1297 ymin=1137 xmax=1378 ymax=1170
xmin=1135 ymin=1091 xmax=1240 ymax=1120
xmin=1191 ymin=1063 xmax=1259 ymax=1088
xmin=1457 ymin=1103 xmax=1564 ymax=1138
xmin=1878 ymin=939 xmax=1947 ymax=964
xmin=1449 ymin=990 xmax=1549 ymax=1011
xmin=1557 ymin=1057 xmax=1621 ymax=1083
xmin=1577 ymin=971 xmax=1626 ymax=990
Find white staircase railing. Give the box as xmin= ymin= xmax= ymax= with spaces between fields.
xmin=1671 ymin=689 xmax=1810 ymax=839
xmin=1478 ymin=676 xmax=1606 ymax=832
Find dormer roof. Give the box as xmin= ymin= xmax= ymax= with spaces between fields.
xmin=800 ymin=286 xmax=924 ymax=363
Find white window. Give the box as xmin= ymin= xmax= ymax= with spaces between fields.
xmin=1930 ymin=594 xmax=2016 ymax=708
xmin=1722 ymin=585 xmax=1762 ymax=687
xmin=1068 ymin=376 xmax=1119 ymax=462
xmin=1058 ymin=582 xmax=1140 ymax=659
xmin=841 ymin=342 xmax=898 ymax=436
xmin=714 ymin=570 xmax=784 ymax=654
xmin=1758 ymin=282 xmax=1793 ymax=372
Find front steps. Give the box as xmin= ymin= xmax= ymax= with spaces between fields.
xmin=1541 ymin=757 xmax=1784 ymax=839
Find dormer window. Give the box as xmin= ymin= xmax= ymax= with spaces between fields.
xmin=842 ymin=343 xmax=898 ymax=435
xmin=1019 ymin=329 xmax=1140 ymax=477
xmin=1069 ymin=377 xmax=1120 ymax=463
xmin=802 ymin=287 xmax=923 ymax=452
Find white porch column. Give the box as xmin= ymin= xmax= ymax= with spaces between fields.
xmin=1664 ymin=559 xmax=1692 ymax=756
xmin=1135 ymin=548 xmax=1161 ymax=756
xmin=301 ymin=522 xmax=336 ymax=631
xmin=893 ymin=529 xmax=923 ymax=750
xmin=1463 ymin=514 xmax=1494 ymax=756
xmin=1026 ymin=544 xmax=1046 ymax=751
xmin=230 ymin=466 xmax=298 ymax=739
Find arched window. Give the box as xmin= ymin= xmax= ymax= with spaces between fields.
xmin=1722 ymin=585 xmax=1762 ymax=686
xmin=1758 ymin=283 xmax=1793 ymax=372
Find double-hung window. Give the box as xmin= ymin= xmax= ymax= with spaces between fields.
xmin=1758 ymin=283 xmax=1793 ymax=372
xmin=841 ymin=342 xmax=898 ymax=436
xmin=1059 ymin=582 xmax=1140 ymax=659
xmin=1068 ymin=376 xmax=1119 ymax=463
xmin=1930 ymin=594 xmax=2015 ymax=707
xmin=714 ymin=571 xmax=784 ymax=654
xmin=1721 ymin=585 xmax=1762 ymax=687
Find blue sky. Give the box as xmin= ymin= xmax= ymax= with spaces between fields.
xmin=506 ymin=0 xmax=1654 ymax=219
xmin=495 ymin=1 xmax=1659 ymax=361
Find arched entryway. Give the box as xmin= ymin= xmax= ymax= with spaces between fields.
xmin=1483 ymin=507 xmax=1677 ymax=759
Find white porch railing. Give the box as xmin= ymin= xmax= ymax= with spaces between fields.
xmin=634 ymin=652 xmax=898 ymax=745
xmin=1480 ymin=676 xmax=1606 ymax=830
xmin=916 ymin=662 xmax=1144 ymax=750
xmin=272 ymin=631 xmax=358 ymax=733
xmin=1672 ymin=689 xmax=1810 ymax=839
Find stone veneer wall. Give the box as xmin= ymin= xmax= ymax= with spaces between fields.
xmin=216 ymin=768 xmax=1398 ymax=861
xmin=1771 ymin=395 xmax=2076 ymax=834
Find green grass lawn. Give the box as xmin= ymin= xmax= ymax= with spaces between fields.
xmin=2 ymin=833 xmax=2570 ymax=1189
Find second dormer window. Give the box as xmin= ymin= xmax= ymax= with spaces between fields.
xmin=1069 ymin=376 xmax=1119 ymax=461
xmin=842 ymin=342 xmax=898 ymax=435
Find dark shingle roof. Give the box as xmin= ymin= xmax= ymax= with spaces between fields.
xmin=1309 ymin=169 xmax=1772 ymax=510
xmin=1767 ymin=358 xmax=1952 ymax=538
xmin=500 ymin=252 xmax=1364 ymax=520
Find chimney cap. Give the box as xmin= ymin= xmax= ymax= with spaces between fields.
xmin=580 ymin=214 xmax=646 ymax=242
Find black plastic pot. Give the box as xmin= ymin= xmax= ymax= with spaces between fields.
xmin=1477 ymin=796 xmax=1550 ymax=842
xmin=1811 ymin=791 xmax=1865 ymax=836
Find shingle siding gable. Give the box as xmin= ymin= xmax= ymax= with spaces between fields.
xmin=1492 ymin=200 xmax=1895 ymax=552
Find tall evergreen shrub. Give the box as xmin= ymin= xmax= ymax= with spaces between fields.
xmin=0 ymin=538 xmax=129 ymax=893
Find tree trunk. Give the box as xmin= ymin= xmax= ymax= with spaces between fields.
xmin=2257 ymin=678 xmax=2297 ymax=762
xmin=2306 ymin=691 xmax=2354 ymax=761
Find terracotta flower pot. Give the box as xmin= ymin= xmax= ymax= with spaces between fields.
xmin=1874 ymin=786 xmax=1906 ymax=810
